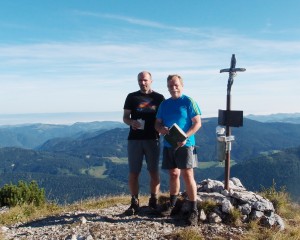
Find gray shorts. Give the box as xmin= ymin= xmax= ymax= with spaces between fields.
xmin=162 ymin=146 xmax=198 ymax=169
xmin=127 ymin=140 xmax=160 ymax=173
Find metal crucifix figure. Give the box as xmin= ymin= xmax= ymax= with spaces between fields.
xmin=219 ymin=54 xmax=246 ymax=190
xmin=220 ymin=54 xmax=246 ymax=95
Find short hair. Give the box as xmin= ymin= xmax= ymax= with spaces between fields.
xmin=137 ymin=71 xmax=152 ymax=80
xmin=167 ymin=74 xmax=183 ymax=85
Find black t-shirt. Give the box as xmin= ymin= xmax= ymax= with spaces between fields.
xmin=124 ymin=90 xmax=165 ymax=140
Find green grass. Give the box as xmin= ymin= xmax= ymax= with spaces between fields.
xmin=86 ymin=166 xmax=107 ymax=178
xmin=80 ymin=157 xmax=129 ymax=178
xmin=199 ymin=160 xmax=237 ymax=169
xmin=259 ymin=150 xmax=282 ymax=156
xmin=80 ymin=165 xmax=107 ymax=178
xmin=103 ymin=157 xmax=128 ymax=164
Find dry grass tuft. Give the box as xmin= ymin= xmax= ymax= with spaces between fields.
xmin=169 ymin=227 xmax=204 ymax=240
xmin=241 ymin=183 xmax=300 ymax=240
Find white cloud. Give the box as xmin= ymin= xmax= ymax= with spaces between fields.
xmin=0 ymin=17 xmax=299 ymax=116
xmin=73 ymin=11 xmax=217 ymax=38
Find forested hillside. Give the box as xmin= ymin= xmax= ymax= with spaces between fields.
xmin=38 ymin=118 xmax=300 ymax=162
xmin=0 ymin=118 xmax=299 ymax=203
xmin=230 ymin=146 xmax=300 ymax=202
xmin=195 ymin=118 xmax=300 ymax=161
xmin=38 ymin=128 xmax=129 ymax=158
xmin=0 ymin=121 xmax=126 ymax=149
xmin=0 ymin=147 xmax=169 ymax=203
xmin=1 ymin=145 xmax=299 ymax=203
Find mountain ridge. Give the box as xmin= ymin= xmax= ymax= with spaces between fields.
xmin=0 ymin=117 xmax=299 ymax=203
xmin=246 ymin=112 xmax=300 ymax=124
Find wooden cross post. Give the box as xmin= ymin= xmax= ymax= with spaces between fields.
xmin=219 ymin=54 xmax=246 ymax=190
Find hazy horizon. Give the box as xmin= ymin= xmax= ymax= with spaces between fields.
xmin=0 ymin=111 xmax=299 ymax=126
xmin=0 ymin=112 xmax=123 ymax=126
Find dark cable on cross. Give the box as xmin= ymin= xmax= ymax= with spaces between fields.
xmin=217 ymin=54 xmax=246 ymax=191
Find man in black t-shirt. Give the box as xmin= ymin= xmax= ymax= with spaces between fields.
xmin=123 ymin=71 xmax=165 ymax=215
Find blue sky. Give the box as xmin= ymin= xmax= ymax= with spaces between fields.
xmin=0 ymin=1 xmax=299 ymax=122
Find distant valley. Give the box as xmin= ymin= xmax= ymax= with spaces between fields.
xmin=0 ymin=114 xmax=299 ymax=203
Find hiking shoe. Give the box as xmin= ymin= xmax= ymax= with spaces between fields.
xmin=159 ymin=203 xmax=174 ymax=217
xmin=124 ymin=198 xmax=139 ymax=216
xmin=186 ymin=210 xmax=198 ymax=226
xmin=148 ymin=197 xmax=158 ymax=209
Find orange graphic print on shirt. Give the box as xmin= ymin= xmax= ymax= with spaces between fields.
xmin=137 ymin=100 xmax=157 ymax=112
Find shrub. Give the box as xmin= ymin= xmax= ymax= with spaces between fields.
xmin=0 ymin=180 xmax=45 ymax=207
xmin=228 ymin=207 xmax=242 ymax=226
xmin=259 ymin=180 xmax=290 ymax=214
xmin=198 ymin=199 xmax=219 ymax=214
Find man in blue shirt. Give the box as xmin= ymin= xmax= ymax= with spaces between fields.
xmin=155 ymin=74 xmax=202 ymax=226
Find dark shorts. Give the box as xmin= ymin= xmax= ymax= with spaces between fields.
xmin=162 ymin=146 xmax=198 ymax=169
xmin=127 ymin=139 xmax=160 ymax=173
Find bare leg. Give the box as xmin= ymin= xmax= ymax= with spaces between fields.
xmin=181 ymin=168 xmax=197 ymax=201
xmin=129 ymin=172 xmax=140 ymax=196
xmin=149 ymin=170 xmax=160 ymax=195
xmin=169 ymin=168 xmax=181 ymax=195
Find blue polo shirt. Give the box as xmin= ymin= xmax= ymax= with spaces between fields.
xmin=156 ymin=94 xmax=201 ymax=147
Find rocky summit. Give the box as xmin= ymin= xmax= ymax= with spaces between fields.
xmin=1 ymin=205 xmax=244 ymax=240
xmin=1 ymin=178 xmax=284 ymax=239
xmin=192 ymin=177 xmax=285 ymax=230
